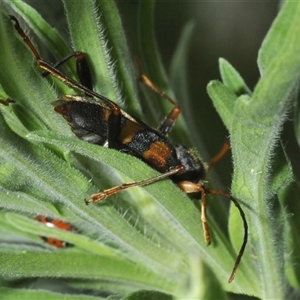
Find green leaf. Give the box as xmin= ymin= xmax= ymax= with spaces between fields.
xmin=0 ymin=8 xmax=66 ymax=135
xmin=0 ymin=2 xmax=253 ymax=297
xmin=62 ymin=0 xmax=139 ymax=115
xmin=124 ymin=290 xmax=173 ymax=300
xmin=137 ymin=0 xmax=169 ymax=127
xmin=169 ymin=21 xmax=195 ymax=147
xmin=257 ymin=1 xmax=299 ymax=74
xmin=5 ymin=0 xmax=299 ymax=298
xmin=62 ymin=0 xmax=118 ymax=100
xmin=295 ymin=99 xmax=300 ymax=146
xmin=0 ymin=251 xmax=176 ymax=294
xmin=207 ymin=80 xmax=239 ymax=131
xmin=219 ymin=58 xmax=252 ymax=96
xmin=4 ymin=0 xmax=71 ymax=60
xmin=208 ymin=2 xmax=300 ymax=299
xmin=281 ymin=182 xmax=300 ymax=291
xmin=0 ymin=288 xmax=100 ymax=300
xmin=93 ymin=0 xmax=140 ymax=116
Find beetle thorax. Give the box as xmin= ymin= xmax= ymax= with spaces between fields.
xmin=171 ymin=144 xmax=207 ymax=183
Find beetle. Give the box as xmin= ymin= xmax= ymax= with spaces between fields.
xmin=34 ymin=215 xmax=74 ymax=248
xmin=6 ymin=16 xmax=247 ymax=282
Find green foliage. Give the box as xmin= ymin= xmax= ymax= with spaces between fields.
xmin=208 ymin=2 xmax=300 ymax=299
xmin=0 ymin=0 xmax=300 ymax=299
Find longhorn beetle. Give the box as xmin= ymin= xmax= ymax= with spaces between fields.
xmin=7 ymin=16 xmax=248 ymax=283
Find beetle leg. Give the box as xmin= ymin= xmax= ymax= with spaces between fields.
xmin=85 ymin=165 xmax=185 ymax=204
xmin=136 ymin=59 xmax=181 ymax=135
xmin=207 ymin=140 xmax=230 ymax=171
